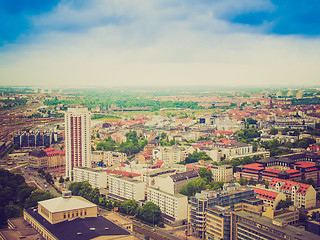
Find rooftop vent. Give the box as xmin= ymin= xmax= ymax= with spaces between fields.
xmin=62 ymin=191 xmax=72 ymax=198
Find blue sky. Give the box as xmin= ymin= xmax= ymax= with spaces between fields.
xmin=0 ymin=0 xmax=319 ymax=87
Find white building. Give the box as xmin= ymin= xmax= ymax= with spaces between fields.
xmin=109 ymin=174 xmax=145 ymax=201
xmin=147 ymin=187 xmax=188 ymax=226
xmin=154 ymin=170 xmax=199 ymax=195
xmin=65 ymin=108 xmax=91 ymax=179
xmin=211 ymin=165 xmax=234 ymax=182
xmin=73 ymin=167 xmax=107 ymax=189
xmin=153 ymin=146 xmax=187 ymax=164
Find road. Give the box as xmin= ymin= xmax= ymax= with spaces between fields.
xmin=23 ymin=166 xmax=61 ymax=197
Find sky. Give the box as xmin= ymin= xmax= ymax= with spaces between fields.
xmin=0 ymin=0 xmax=320 ymax=88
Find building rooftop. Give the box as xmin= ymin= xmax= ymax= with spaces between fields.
xmin=148 ymin=186 xmax=187 ymax=198
xmin=170 ymin=170 xmax=199 ymax=182
xmin=39 ymin=196 xmax=96 ymax=213
xmin=270 ymin=178 xmax=311 ymax=195
xmin=75 ymin=166 xmax=106 ymax=173
xmin=25 ymin=209 xmax=130 ymax=240
xmin=253 ymin=187 xmax=278 ymax=201
xmin=234 ymin=211 xmax=320 ymax=239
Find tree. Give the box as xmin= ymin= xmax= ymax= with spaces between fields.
xmin=120 ymin=199 xmax=139 ymax=216
xmin=299 ymin=209 xmax=308 ymax=222
xmin=138 ymin=202 xmax=161 ymax=225
xmin=198 ymin=168 xmax=213 ymax=183
xmin=269 ymin=127 xmax=278 ymax=135
xmin=5 ymin=202 xmax=22 ymax=219
xmin=276 ymin=197 xmax=293 ymax=210
xmin=180 ymin=178 xmax=207 ymax=198
xmin=59 ymin=176 xmax=64 ymax=184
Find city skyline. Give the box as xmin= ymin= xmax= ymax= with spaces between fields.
xmin=0 ymin=0 xmax=320 ymax=87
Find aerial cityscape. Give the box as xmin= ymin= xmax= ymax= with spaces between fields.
xmin=1 ymin=1 xmax=320 ymax=240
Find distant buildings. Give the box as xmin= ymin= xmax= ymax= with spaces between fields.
xmin=65 ymin=108 xmax=91 ymax=179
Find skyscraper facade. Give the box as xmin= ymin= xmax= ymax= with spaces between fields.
xmin=65 ymin=108 xmax=91 ymax=179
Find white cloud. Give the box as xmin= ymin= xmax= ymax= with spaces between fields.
xmin=0 ymin=0 xmax=319 ymax=87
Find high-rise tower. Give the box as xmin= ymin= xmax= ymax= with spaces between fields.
xmin=65 ymin=108 xmax=91 ymax=179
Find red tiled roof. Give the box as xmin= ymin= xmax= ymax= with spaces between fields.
xmin=285 ymin=169 xmax=300 ymax=174
xmin=295 ymin=161 xmax=316 ymax=168
xmin=243 ymin=169 xmax=260 ymax=174
xmin=305 ymin=168 xmax=318 ymax=172
xmin=253 ymin=187 xmax=278 ymax=201
xmin=43 ymin=147 xmax=55 ymax=152
xmin=263 ymin=169 xmax=281 ymax=173
xmin=156 ymin=161 xmax=164 ymax=168
xmin=243 ymin=163 xmax=264 ymax=171
xmin=269 ymin=178 xmax=310 ymax=195
xmin=46 ymin=151 xmax=61 ymax=156
xmin=104 ymin=169 xmax=141 ymax=178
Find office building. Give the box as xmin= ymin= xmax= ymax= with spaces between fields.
xmin=65 ymin=108 xmax=91 ymax=179
xmin=189 ymin=183 xmax=254 ymax=238
xmin=231 ymin=211 xmax=320 ymax=240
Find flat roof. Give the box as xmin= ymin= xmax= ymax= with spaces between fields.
xmin=234 ymin=211 xmax=320 ymax=239
xmin=148 ymin=186 xmax=187 ymax=198
xmin=25 ymin=209 xmax=130 ymax=240
xmin=39 ymin=196 xmax=97 ymax=213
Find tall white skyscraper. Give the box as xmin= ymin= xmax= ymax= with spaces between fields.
xmin=65 ymin=108 xmax=91 ymax=179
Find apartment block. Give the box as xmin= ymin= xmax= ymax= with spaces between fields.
xmin=253 ymin=187 xmax=286 ymax=209
xmin=65 ymin=108 xmax=91 ymax=179
xmin=154 ymin=170 xmax=199 ymax=195
xmin=108 ymin=174 xmax=145 ymax=201
xmin=269 ymin=178 xmax=316 ymax=209
xmin=211 ymin=165 xmax=233 ymax=182
xmin=73 ymin=167 xmax=107 ymax=189
xmin=147 ymin=186 xmax=188 ymax=226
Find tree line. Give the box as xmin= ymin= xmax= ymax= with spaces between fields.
xmin=0 ymin=169 xmax=54 ymax=226
xmin=68 ymin=181 xmax=163 ymax=226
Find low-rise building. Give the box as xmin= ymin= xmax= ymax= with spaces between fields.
xmin=23 ymin=191 xmax=133 ymax=240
